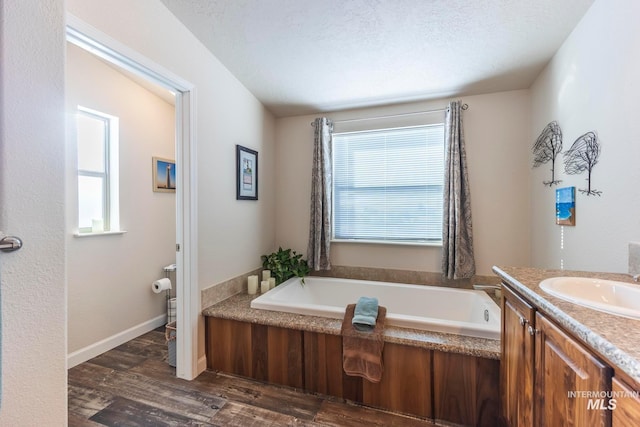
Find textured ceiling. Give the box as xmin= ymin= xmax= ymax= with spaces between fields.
xmin=161 ymin=0 xmax=594 ymax=117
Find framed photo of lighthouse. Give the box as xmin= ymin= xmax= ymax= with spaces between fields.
xmin=152 ymin=157 xmax=176 ymax=193
xmin=236 ymin=145 xmax=258 ymax=200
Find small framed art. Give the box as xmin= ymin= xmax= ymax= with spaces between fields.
xmin=152 ymin=157 xmax=176 ymax=193
xmin=236 ymin=145 xmax=258 ymax=200
xmin=556 ymin=186 xmax=575 ymax=226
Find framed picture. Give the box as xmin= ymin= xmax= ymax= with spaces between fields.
xmin=556 ymin=186 xmax=575 ymax=226
xmin=236 ymin=145 xmax=258 ymax=200
xmin=152 ymin=157 xmax=176 ymax=193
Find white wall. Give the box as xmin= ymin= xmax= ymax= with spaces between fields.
xmin=66 ymin=44 xmax=176 ymax=355
xmin=275 ymin=90 xmax=531 ymax=276
xmin=67 ymin=0 xmax=277 ymax=362
xmin=530 ymin=0 xmax=640 ymax=273
xmin=0 ymin=0 xmax=67 ymax=424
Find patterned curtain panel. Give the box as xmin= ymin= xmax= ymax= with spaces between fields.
xmin=442 ymin=101 xmax=476 ymax=279
xmin=307 ymin=117 xmax=333 ymax=271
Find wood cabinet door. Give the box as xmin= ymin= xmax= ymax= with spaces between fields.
xmin=612 ymin=376 xmax=640 ymax=426
xmin=501 ymin=285 xmax=535 ymax=426
xmin=535 ymin=313 xmax=612 ymax=427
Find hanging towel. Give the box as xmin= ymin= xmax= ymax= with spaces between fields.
xmin=352 ymin=296 xmax=379 ymax=331
xmin=342 ymin=303 xmax=386 ymax=383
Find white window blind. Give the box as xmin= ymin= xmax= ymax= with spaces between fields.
xmin=332 ymin=124 xmax=445 ymax=243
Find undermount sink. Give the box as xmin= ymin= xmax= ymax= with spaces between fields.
xmin=539 ymin=277 xmax=640 ymax=319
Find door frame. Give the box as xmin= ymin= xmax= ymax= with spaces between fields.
xmin=66 ymin=14 xmax=200 ymax=380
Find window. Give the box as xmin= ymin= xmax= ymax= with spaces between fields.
xmin=332 ymin=124 xmax=445 ymax=244
xmin=76 ymin=107 xmax=119 ymax=233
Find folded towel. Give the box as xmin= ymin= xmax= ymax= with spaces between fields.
xmin=352 ymin=296 xmax=379 ymax=331
xmin=342 ymin=303 xmax=386 ymax=383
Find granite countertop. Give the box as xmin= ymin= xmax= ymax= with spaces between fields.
xmin=202 ymin=293 xmax=500 ymax=360
xmin=493 ymin=266 xmax=640 ymax=384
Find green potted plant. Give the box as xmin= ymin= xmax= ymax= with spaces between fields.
xmin=261 ymin=247 xmax=310 ymax=285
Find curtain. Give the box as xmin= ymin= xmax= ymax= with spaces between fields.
xmin=442 ymin=101 xmax=476 ymax=279
xmin=307 ymin=117 xmax=333 ymax=271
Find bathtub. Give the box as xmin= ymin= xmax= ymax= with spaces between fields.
xmin=250 ymin=276 xmax=500 ymax=340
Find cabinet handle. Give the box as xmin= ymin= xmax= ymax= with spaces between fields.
xmin=528 ymin=325 xmax=538 ymax=335
xmin=519 ymin=316 xmax=528 ymax=326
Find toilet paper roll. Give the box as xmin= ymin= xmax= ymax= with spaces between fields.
xmin=152 ymin=278 xmax=172 ymax=293
xmin=168 ymin=297 xmax=177 ymax=309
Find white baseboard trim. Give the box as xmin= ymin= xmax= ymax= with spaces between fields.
xmin=67 ymin=314 xmax=167 ymax=368
xmin=197 ymin=354 xmax=207 ymax=375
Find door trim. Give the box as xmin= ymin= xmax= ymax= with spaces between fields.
xmin=66 ymin=14 xmax=200 ymax=380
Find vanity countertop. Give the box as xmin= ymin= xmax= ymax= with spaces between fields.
xmin=202 ymin=292 xmax=500 ymax=360
xmin=493 ymin=266 xmax=640 ymax=384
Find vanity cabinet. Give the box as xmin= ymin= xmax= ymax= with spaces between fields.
xmin=501 ymin=285 xmax=535 ymax=426
xmin=501 ymin=283 xmax=613 ymax=426
xmin=612 ymin=376 xmax=640 ymax=426
xmin=535 ymin=312 xmax=611 ymax=426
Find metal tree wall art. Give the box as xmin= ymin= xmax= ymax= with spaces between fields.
xmin=563 ymin=131 xmax=602 ymax=196
xmin=532 ymin=121 xmax=563 ymax=186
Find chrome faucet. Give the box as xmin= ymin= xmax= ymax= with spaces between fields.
xmin=472 ymin=284 xmax=501 ymax=290
xmin=473 ymin=284 xmax=502 ymax=299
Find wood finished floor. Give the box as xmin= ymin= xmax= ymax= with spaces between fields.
xmin=68 ymin=328 xmax=437 ymax=426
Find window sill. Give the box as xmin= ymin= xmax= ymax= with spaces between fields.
xmin=331 ymin=239 xmax=442 ymax=247
xmin=74 ymin=230 xmax=128 ymax=238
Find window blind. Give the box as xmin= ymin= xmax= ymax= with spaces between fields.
xmin=332 ymin=124 xmax=445 ymax=243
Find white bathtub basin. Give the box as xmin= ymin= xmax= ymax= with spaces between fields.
xmin=250 ymin=276 xmax=501 ymax=340
xmin=539 ymin=277 xmax=640 ymax=319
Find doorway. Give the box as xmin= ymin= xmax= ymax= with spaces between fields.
xmin=66 ymin=15 xmax=199 ymax=380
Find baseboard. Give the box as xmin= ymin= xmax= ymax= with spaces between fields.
xmin=197 ymin=354 xmax=208 ymax=375
xmin=67 ymin=314 xmax=167 ymax=368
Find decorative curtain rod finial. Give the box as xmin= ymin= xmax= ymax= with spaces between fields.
xmin=446 ymin=102 xmax=469 ymax=113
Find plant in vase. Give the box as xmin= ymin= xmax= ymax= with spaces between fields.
xmin=261 ymin=247 xmax=310 ymax=286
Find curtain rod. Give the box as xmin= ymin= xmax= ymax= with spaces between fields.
xmin=310 ymin=103 xmax=468 ymax=126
